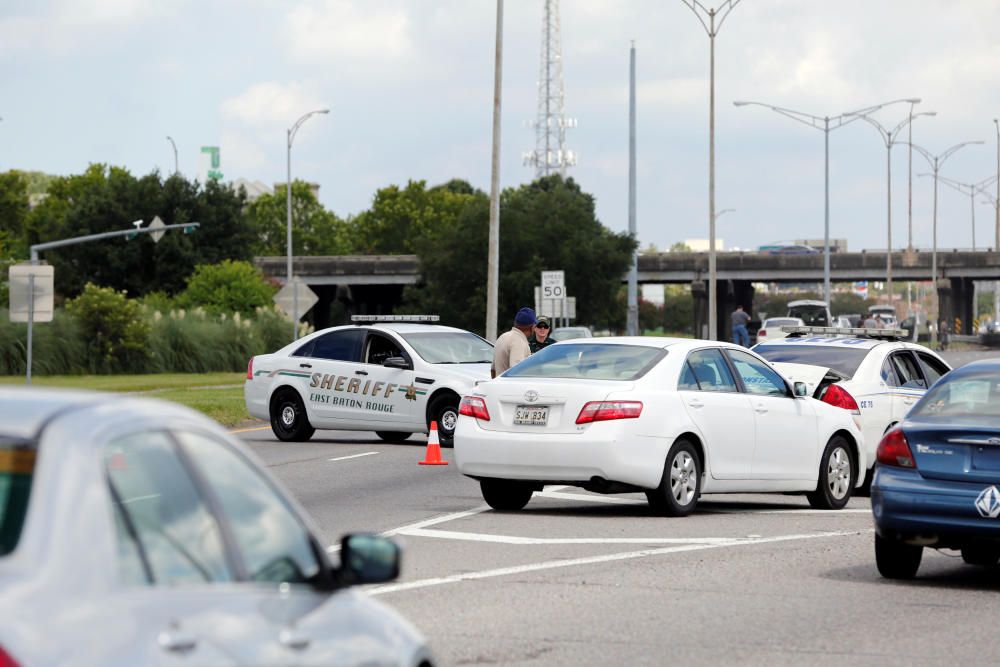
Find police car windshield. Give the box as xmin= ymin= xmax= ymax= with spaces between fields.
xmin=400 ymin=332 xmax=493 ymax=364
xmin=754 ymin=344 xmax=868 ymax=379
xmin=504 ymin=343 xmax=664 ymax=381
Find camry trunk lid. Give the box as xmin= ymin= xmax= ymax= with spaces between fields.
xmin=770 ymin=362 xmax=845 ymax=398
xmin=474 ymin=377 xmax=633 ymax=434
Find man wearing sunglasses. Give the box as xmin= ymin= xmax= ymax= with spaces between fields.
xmin=529 ymin=315 xmax=556 ymax=353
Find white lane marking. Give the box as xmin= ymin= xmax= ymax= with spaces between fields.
xmin=700 ymin=508 xmax=871 ymax=515
xmin=382 ymin=506 xmax=492 ymax=536
xmin=368 ymin=529 xmax=870 ymax=596
xmin=328 ymin=452 xmax=380 ymax=462
xmin=229 ymin=425 xmax=271 ymax=434
xmin=539 ymin=489 xmax=871 ymax=514
xmin=398 ymin=527 xmax=741 ymax=545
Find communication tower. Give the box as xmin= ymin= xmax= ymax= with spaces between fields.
xmin=523 ymin=0 xmax=576 ymax=178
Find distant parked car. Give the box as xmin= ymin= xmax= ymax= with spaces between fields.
xmin=787 ymin=299 xmax=832 ymax=327
xmin=834 ymin=316 xmax=853 ymax=328
xmin=552 ymin=326 xmax=593 ymax=341
xmin=0 ymin=388 xmax=433 ymax=666
xmin=872 ymin=360 xmax=1000 ymax=579
xmin=755 ymin=317 xmax=805 ymax=343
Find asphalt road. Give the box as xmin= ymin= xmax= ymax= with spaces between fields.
xmin=236 ymin=348 xmax=1000 ymax=666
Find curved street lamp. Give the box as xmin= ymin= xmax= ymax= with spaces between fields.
xmin=287 ymin=108 xmax=330 ymax=341
xmin=735 ymin=97 xmax=923 ymax=306
xmin=846 ymin=102 xmax=931 ymax=305
xmin=904 ymin=139 xmax=984 ymax=343
xmin=165 ymin=136 xmax=178 ymax=175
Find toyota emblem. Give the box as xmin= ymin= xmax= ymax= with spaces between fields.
xmin=524 ymin=390 xmax=539 ymax=403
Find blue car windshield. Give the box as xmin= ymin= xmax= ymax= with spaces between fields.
xmin=503 ymin=343 xmax=665 ymax=381
xmin=911 ymin=373 xmax=1000 ymax=419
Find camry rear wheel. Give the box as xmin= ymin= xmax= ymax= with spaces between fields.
xmin=270 ymin=390 xmax=315 ymax=442
xmin=480 ymin=479 xmax=534 ymax=512
xmin=807 ymin=435 xmax=854 ymax=510
xmin=647 ymin=440 xmax=701 ymax=517
xmin=875 ymin=534 xmax=922 ymax=579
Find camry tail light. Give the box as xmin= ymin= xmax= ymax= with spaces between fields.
xmin=459 ymin=396 xmax=491 ymax=421
xmin=757 ymin=329 xmax=767 ymax=337
xmin=821 ymin=384 xmax=860 ymax=415
xmin=246 ymin=357 xmax=255 ymax=380
xmin=0 ymin=646 xmax=23 ymax=667
xmin=576 ymin=401 xmax=643 ymax=424
xmin=877 ymin=428 xmax=916 ymax=468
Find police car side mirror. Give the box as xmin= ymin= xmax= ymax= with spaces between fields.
xmin=383 ymin=356 xmax=411 ymax=370
xmin=793 ymin=381 xmax=809 ymax=397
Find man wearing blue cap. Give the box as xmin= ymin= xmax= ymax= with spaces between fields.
xmin=491 ymin=307 xmax=536 ymax=378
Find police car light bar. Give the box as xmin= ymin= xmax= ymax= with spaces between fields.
xmin=780 ymin=325 xmax=910 ymax=340
xmin=350 ymin=315 xmax=441 ymax=323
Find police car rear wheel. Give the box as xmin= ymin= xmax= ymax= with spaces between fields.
xmin=270 ymin=390 xmax=315 ymax=442
xmin=429 ymin=394 xmax=460 ymax=448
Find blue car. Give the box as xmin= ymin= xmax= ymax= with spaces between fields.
xmin=872 ymin=359 xmax=1000 ymax=579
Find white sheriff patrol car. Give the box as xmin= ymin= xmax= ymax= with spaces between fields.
xmin=245 ymin=316 xmax=493 ymax=445
xmin=753 ymin=326 xmax=951 ymax=486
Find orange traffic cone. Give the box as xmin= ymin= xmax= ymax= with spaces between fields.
xmin=419 ymin=421 xmax=449 ymax=466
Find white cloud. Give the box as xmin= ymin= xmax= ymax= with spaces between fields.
xmin=221 ymin=81 xmax=328 ymax=128
xmin=282 ymin=0 xmax=414 ymax=66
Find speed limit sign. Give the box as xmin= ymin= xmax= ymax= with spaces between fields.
xmin=541 ymin=270 xmax=565 ymax=298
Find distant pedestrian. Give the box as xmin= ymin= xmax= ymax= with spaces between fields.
xmin=874 ymin=314 xmax=885 ymax=329
xmin=731 ymin=305 xmax=750 ymax=347
xmin=492 ymin=307 xmax=536 ymax=378
xmin=863 ymin=314 xmax=878 ymax=329
xmin=529 ymin=315 xmax=555 ymax=353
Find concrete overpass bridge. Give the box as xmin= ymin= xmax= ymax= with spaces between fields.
xmin=256 ymin=249 xmax=1000 ymax=337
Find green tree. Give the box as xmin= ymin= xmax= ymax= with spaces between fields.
xmin=352 ymin=180 xmax=479 ymax=254
xmin=177 ymin=260 xmax=276 ymax=315
xmin=246 ymin=180 xmax=353 ymax=256
xmin=25 ymin=165 xmax=253 ymax=298
xmin=404 ymin=176 xmax=635 ymax=334
xmin=66 ymin=283 xmax=150 ymax=372
xmin=0 ymin=170 xmax=29 ymax=258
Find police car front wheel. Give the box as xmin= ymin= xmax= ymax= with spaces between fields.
xmin=270 ymin=390 xmax=316 ymax=442
xmin=429 ymin=394 xmax=460 ymax=448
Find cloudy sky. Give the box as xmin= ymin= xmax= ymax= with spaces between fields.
xmin=2 ymin=0 xmax=1000 ymax=253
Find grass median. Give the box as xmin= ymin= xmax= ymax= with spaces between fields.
xmin=0 ymin=373 xmax=256 ymax=427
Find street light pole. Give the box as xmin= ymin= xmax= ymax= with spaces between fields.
xmin=734 ymin=98 xmax=922 ymax=307
xmin=680 ymin=0 xmax=742 ymax=341
xmin=850 ymin=103 xmax=931 ymax=306
xmin=166 ymin=136 xmax=178 ymax=175
xmin=924 ymin=173 xmax=996 ymax=251
xmin=286 ymin=108 xmax=329 ymax=342
xmin=905 ymin=140 xmax=984 ymax=344
xmin=486 ymin=0 xmax=504 ymax=342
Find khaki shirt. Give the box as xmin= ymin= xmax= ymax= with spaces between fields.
xmin=492 ymin=327 xmax=531 ymax=377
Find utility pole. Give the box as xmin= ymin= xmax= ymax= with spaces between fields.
xmin=486 ymin=0 xmax=504 ymax=341
xmin=626 ymin=41 xmax=639 ymax=336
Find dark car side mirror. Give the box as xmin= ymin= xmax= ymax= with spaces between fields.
xmin=793 ymin=381 xmax=809 ymax=397
xmin=383 ymin=356 xmax=411 ymax=370
xmin=337 ymin=534 xmax=401 ymax=586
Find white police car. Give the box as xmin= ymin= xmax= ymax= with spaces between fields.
xmin=245 ymin=316 xmax=493 ymax=446
xmin=753 ymin=326 xmax=951 ymax=486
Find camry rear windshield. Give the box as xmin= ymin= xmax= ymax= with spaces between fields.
xmin=503 ymin=343 xmax=665 ymax=381
xmin=911 ymin=373 xmax=1000 ymax=419
xmin=0 ymin=439 xmax=36 ymax=557
xmin=400 ymin=331 xmax=494 ymax=364
xmin=754 ymin=345 xmax=868 ymax=379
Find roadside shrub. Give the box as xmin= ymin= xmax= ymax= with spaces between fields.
xmin=140 ymin=290 xmax=176 ymax=313
xmin=66 ymin=284 xmax=150 ymax=373
xmin=0 ymin=309 xmax=88 ymax=375
xmin=177 ymin=260 xmax=275 ymax=316
xmin=148 ymin=309 xmax=258 ymax=373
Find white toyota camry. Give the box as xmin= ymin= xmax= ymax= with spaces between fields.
xmin=752 ymin=326 xmax=951 ymax=488
xmin=455 ymin=337 xmax=866 ymax=516
xmin=245 ymin=316 xmax=493 ymax=446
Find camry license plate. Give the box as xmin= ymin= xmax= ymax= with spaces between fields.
xmin=514 ymin=405 xmax=549 ymax=426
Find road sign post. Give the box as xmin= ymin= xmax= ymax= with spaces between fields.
xmin=541 ymin=270 xmax=566 ymax=328
xmin=9 ymin=263 xmax=55 ymax=385
xmin=273 ymin=278 xmax=319 ymax=336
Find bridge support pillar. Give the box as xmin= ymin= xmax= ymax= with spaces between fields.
xmin=936 ymin=279 xmax=953 ymax=337
xmin=691 ymin=281 xmax=708 ymax=339
xmin=950 ymin=277 xmax=975 ymax=335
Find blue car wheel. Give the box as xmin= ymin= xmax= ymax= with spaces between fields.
xmin=875 ymin=534 xmax=922 ymax=579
